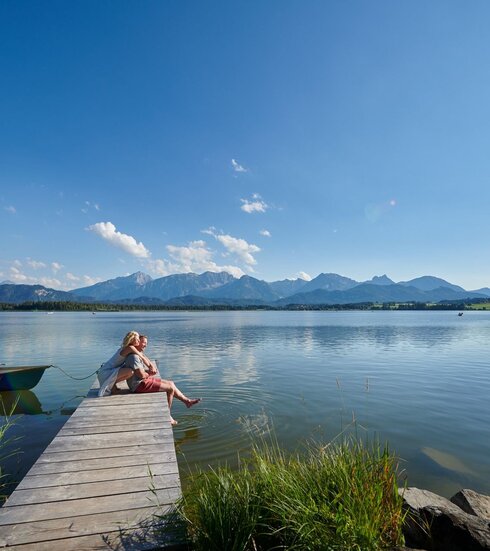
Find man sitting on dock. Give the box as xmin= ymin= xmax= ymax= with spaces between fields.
xmin=125 ymin=335 xmax=200 ymax=426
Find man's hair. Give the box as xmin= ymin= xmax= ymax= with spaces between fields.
xmin=139 ymin=335 xmax=147 ymax=340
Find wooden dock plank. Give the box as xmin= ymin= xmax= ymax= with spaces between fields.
xmin=78 ymin=396 xmax=166 ymax=409
xmin=61 ymin=415 xmax=166 ymax=428
xmin=7 ymin=472 xmax=180 ymax=507
xmin=35 ymin=443 xmax=172 ymax=463
xmin=17 ymin=462 xmax=178 ymax=490
xmin=0 ymin=529 xmax=172 ymax=551
xmin=65 ymin=406 xmax=169 ymax=420
xmin=0 ymin=488 xmax=180 ymax=525
xmin=0 ymin=505 xmax=172 ymax=547
xmin=0 ymin=379 xmax=183 ymax=549
xmin=42 ymin=429 xmax=172 ymax=453
xmin=59 ymin=421 xmax=166 ymax=436
xmin=28 ymin=448 xmax=177 ymax=475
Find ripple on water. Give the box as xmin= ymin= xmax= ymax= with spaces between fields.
xmin=173 ymin=383 xmax=276 ymax=472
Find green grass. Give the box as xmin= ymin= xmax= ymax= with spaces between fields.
xmin=467 ymin=303 xmax=490 ymax=310
xmin=173 ymin=437 xmax=406 ymax=551
xmin=0 ymin=398 xmax=18 ymax=502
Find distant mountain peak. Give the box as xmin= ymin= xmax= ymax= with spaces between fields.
xmin=399 ymin=275 xmax=465 ymax=293
xmin=299 ymin=272 xmax=359 ymax=293
xmin=131 ymin=271 xmax=153 ymax=285
xmin=366 ymin=274 xmax=395 ymax=286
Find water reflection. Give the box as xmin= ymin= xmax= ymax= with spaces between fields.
xmin=0 ymin=390 xmax=43 ymax=415
xmin=0 ymin=390 xmax=82 ymax=416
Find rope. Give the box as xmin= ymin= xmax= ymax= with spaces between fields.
xmin=51 ymin=365 xmax=100 ymax=381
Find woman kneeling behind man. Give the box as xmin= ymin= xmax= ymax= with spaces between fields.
xmin=99 ymin=331 xmax=200 ymax=426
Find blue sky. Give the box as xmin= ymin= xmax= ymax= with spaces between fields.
xmin=1 ymin=1 xmax=490 ymax=290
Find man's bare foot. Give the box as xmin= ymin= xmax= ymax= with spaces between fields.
xmin=184 ymin=398 xmax=201 ymax=409
xmin=170 ymin=418 xmax=178 ymax=426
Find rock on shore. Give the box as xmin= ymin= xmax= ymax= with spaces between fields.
xmin=398 ymin=487 xmax=490 ymax=551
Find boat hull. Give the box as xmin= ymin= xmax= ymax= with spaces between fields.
xmin=0 ymin=366 xmax=50 ymax=391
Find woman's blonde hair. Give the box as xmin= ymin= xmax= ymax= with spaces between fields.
xmin=122 ymin=330 xmax=139 ymax=348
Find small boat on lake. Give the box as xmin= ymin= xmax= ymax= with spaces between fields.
xmin=0 ymin=365 xmax=52 ymax=391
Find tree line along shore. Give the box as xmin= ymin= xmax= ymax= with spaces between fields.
xmin=0 ymin=299 xmax=489 ymax=312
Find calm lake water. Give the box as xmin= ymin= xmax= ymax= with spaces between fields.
xmin=1 ymin=310 xmax=489 ymax=498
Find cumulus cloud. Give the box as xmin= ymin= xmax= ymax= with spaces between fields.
xmin=83 ymin=275 xmax=102 ymax=286
xmin=143 ymin=240 xmax=245 ymax=279
xmin=4 ymin=206 xmax=16 ymax=214
xmin=39 ymin=277 xmax=62 ymax=288
xmin=204 ymin=228 xmax=260 ymax=267
xmin=87 ymin=222 xmax=150 ymax=258
xmin=9 ymin=266 xmax=29 ymax=282
xmin=51 ymin=262 xmax=63 ymax=273
xmin=260 ymin=229 xmax=271 ymax=237
xmin=145 ymin=258 xmax=176 ymax=277
xmin=240 ymin=193 xmax=268 ymax=214
xmin=165 ymin=240 xmax=245 ymax=277
xmin=66 ymin=272 xmax=80 ymax=282
xmin=82 ymin=201 xmax=101 ymax=214
xmin=27 ymin=259 xmax=47 ymax=269
xmin=231 ymin=159 xmax=248 ymax=173
xmin=166 ymin=241 xmax=214 ymax=272
xmin=297 ymin=271 xmax=312 ymax=281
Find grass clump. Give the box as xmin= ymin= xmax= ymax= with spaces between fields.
xmin=176 ymin=437 xmax=405 ymax=551
xmin=0 ymin=398 xmax=18 ymax=502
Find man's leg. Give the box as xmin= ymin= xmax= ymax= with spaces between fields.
xmin=156 ymin=379 xmax=201 ymax=425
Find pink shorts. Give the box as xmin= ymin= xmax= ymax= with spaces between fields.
xmin=134 ymin=377 xmax=162 ymax=393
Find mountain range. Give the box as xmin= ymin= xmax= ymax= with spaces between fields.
xmin=1 ymin=271 xmax=489 ymax=306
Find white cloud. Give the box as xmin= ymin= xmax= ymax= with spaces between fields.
xmin=201 ymin=227 xmax=216 ymax=236
xmin=83 ymin=275 xmax=103 ymax=286
xmin=66 ymin=272 xmax=80 ymax=282
xmin=87 ymin=222 xmax=150 ymax=258
xmin=204 ymin=228 xmax=260 ymax=266
xmin=4 ymin=206 xmax=16 ymax=214
xmin=145 ymin=258 xmax=176 ymax=277
xmin=27 ymin=259 xmax=47 ymax=269
xmin=240 ymin=193 xmax=268 ymax=214
xmin=167 ymin=242 xmax=213 ymax=272
xmin=82 ymin=201 xmax=101 ymax=214
xmin=39 ymin=277 xmax=62 ymax=288
xmin=166 ymin=241 xmax=245 ymax=277
xmin=231 ymin=159 xmax=248 ymax=173
xmin=217 ymin=235 xmax=260 ymax=266
xmin=51 ymin=262 xmax=63 ymax=273
xmin=9 ymin=266 xmax=29 ymax=282
xmin=13 ymin=259 xmax=22 ymax=268
xmin=215 ymin=264 xmax=245 ymax=278
xmin=297 ymin=271 xmax=312 ymax=281
xmin=260 ymin=229 xmax=271 ymax=237
xmin=144 ymin=240 xmax=245 ymax=279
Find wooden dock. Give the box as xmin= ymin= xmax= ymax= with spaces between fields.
xmin=0 ymin=384 xmax=183 ymax=550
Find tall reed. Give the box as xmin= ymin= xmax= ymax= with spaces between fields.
xmin=175 ymin=436 xmax=405 ymax=551
xmin=0 ymin=398 xmax=18 ymax=502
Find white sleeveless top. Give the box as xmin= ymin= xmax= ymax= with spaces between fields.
xmin=97 ymin=348 xmax=126 ymax=397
